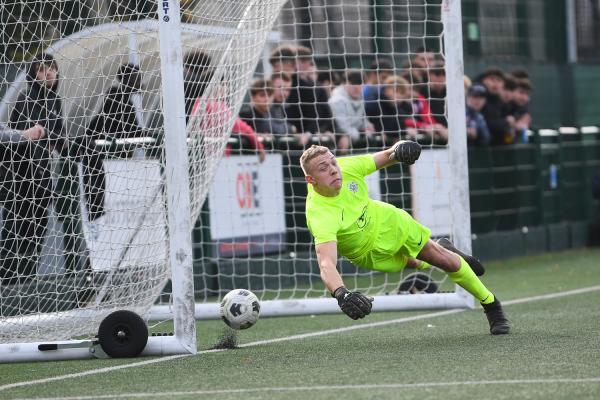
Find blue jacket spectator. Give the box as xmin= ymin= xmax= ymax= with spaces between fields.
xmin=466 ymin=84 xmax=491 ymax=146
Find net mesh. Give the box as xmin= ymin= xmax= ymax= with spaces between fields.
xmin=188 ymin=0 xmax=456 ymax=305
xmin=0 ymin=0 xmax=285 ymax=343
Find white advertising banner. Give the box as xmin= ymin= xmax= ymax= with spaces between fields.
xmin=79 ymin=159 xmax=167 ymax=271
xmin=208 ymin=154 xmax=286 ymax=256
xmin=411 ymin=149 xmax=452 ymax=237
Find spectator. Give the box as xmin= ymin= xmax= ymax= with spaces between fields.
xmin=465 ymin=84 xmax=491 ymax=147
xmin=427 ymin=61 xmax=447 ymax=127
xmin=183 ymin=50 xmax=213 ymax=120
xmin=512 ymin=79 xmax=532 ymax=133
xmin=2 ymin=52 xmax=65 ymax=283
xmin=328 ymin=70 xmax=375 ymax=153
xmin=190 ymin=84 xmax=265 ymax=163
xmin=410 ymin=48 xmax=436 ymax=88
xmin=269 ymin=45 xmax=297 ymax=75
xmin=88 ymin=63 xmax=145 ymax=139
xmin=404 ymin=86 xmax=448 ymax=144
xmin=269 ymin=72 xmax=305 ymax=147
xmin=365 ymin=75 xmax=414 ymax=145
xmin=401 ymin=64 xmax=427 ymax=97
xmin=316 ymin=70 xmax=342 ymax=99
xmin=477 ymin=68 xmax=511 ymax=145
xmin=239 ymin=78 xmax=274 ymax=139
xmin=414 ymin=47 xmax=437 ymax=69
xmin=284 ymin=45 xmax=333 ymax=136
xmin=363 ymin=58 xmax=394 ymax=99
xmin=499 ymin=76 xmax=518 ymax=143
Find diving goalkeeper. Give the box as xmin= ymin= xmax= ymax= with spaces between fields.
xmin=301 ymin=142 xmax=510 ymax=334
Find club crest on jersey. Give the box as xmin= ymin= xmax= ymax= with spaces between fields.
xmin=347 ymin=181 xmax=358 ymax=193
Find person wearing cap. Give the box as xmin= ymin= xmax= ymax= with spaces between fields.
xmin=476 ymin=68 xmax=510 ymax=145
xmin=466 ymin=83 xmax=491 ymax=147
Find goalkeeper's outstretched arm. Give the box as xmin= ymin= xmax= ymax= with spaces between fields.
xmin=373 ymin=140 xmax=422 ymax=170
xmin=315 ymin=242 xmax=373 ymax=320
xmin=315 ymin=242 xmax=344 ymax=293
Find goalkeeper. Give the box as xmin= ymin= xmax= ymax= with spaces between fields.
xmin=301 ymin=142 xmax=510 ymax=334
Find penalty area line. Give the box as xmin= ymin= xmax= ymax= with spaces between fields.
xmin=1 ymin=284 xmax=600 ymax=393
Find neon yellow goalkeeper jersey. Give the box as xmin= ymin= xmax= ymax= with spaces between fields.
xmin=305 ymin=154 xmax=379 ymax=259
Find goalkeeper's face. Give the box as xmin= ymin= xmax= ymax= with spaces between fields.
xmin=305 ymin=152 xmax=342 ymax=194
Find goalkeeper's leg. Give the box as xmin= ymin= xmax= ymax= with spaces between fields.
xmin=417 ymin=240 xmax=510 ymax=335
xmin=436 ymin=238 xmax=485 ymax=276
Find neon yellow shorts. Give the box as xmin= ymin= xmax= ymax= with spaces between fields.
xmin=347 ymin=203 xmax=431 ymax=273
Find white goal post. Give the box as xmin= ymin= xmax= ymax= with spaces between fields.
xmin=0 ymin=0 xmax=472 ymax=362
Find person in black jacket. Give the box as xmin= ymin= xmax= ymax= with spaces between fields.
xmin=476 ymin=68 xmax=511 ymax=146
xmin=284 ymin=46 xmax=333 ymax=136
xmin=2 ymin=52 xmax=65 ymax=283
xmin=89 ymin=63 xmax=144 ymax=139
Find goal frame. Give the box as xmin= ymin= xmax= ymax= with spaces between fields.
xmin=149 ymin=0 xmax=475 ymax=322
xmin=0 ymin=0 xmax=473 ymax=362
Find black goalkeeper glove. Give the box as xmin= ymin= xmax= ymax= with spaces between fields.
xmin=389 ymin=140 xmax=421 ymax=165
xmin=333 ymin=287 xmax=373 ymax=320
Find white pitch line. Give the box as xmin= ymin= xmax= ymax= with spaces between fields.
xmin=12 ymin=378 xmax=600 ymax=400
xmin=1 ymin=284 xmax=600 ymax=394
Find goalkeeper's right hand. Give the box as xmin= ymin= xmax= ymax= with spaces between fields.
xmin=333 ymin=287 xmax=373 ymax=320
xmin=389 ymin=140 xmax=421 ymax=165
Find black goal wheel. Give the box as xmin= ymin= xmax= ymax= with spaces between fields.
xmin=98 ymin=310 xmax=148 ymax=358
xmin=398 ymin=273 xmax=439 ymax=294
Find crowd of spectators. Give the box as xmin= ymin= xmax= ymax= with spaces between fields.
xmin=226 ymin=44 xmax=533 ymax=156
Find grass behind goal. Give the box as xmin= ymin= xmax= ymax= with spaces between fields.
xmin=1 ymin=248 xmax=599 ymax=400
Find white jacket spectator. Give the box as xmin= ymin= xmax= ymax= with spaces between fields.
xmin=329 ymin=85 xmax=372 ymax=140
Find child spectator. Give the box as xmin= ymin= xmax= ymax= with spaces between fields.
xmin=365 ymin=75 xmax=413 ymax=145
xmin=465 ymin=84 xmax=491 ymax=147
xmin=268 ymin=72 xmax=297 ymax=137
xmin=239 ymin=79 xmax=274 ymax=138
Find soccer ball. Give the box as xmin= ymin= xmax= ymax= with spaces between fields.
xmin=219 ymin=289 xmax=261 ymax=330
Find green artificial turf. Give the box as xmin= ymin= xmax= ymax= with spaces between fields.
xmin=1 ymin=248 xmax=599 ymax=400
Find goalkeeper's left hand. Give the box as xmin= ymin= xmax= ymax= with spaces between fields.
xmin=389 ymin=140 xmax=421 ymax=165
xmin=333 ymin=287 xmax=374 ymax=320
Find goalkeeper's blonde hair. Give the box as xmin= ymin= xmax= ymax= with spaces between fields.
xmin=300 ymin=145 xmax=330 ymax=175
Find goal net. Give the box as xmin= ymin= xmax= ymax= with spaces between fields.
xmin=0 ymin=0 xmax=471 ymax=360
xmin=0 ymin=0 xmax=286 ymax=359
xmin=152 ymin=0 xmax=473 ymax=320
